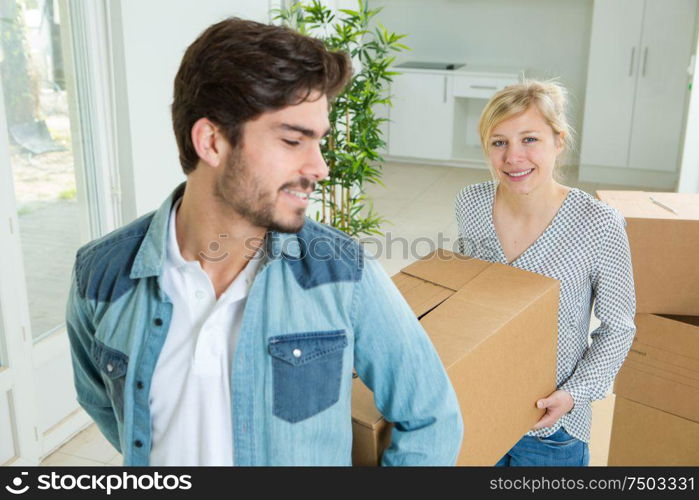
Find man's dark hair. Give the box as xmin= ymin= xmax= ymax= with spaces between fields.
xmin=172 ymin=17 xmax=352 ymax=174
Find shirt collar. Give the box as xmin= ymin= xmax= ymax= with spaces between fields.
xmin=130 ymin=182 xmax=185 ymax=279
xmin=165 ymin=197 xmax=190 ymax=270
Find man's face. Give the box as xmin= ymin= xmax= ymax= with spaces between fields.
xmin=214 ymin=92 xmax=331 ymax=233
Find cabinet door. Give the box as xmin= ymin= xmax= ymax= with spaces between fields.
xmin=579 ymin=0 xmax=644 ymax=168
xmin=388 ymin=72 xmax=453 ymax=160
xmin=628 ymin=0 xmax=697 ymax=172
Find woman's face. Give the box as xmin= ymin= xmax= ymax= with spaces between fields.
xmin=486 ymin=105 xmax=563 ymax=195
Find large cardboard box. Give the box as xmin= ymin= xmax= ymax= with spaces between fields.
xmin=596 ymin=191 xmax=699 ymax=316
xmin=608 ymin=397 xmax=699 ymax=466
xmin=613 ymin=313 xmax=699 ymax=423
xmin=351 ymin=249 xmax=560 ymax=466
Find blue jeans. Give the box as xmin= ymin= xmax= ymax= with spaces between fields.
xmin=495 ymin=427 xmax=589 ymax=466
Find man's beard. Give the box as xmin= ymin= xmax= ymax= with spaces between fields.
xmin=213 ymin=148 xmax=311 ymax=233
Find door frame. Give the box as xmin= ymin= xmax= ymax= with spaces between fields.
xmin=0 ymin=78 xmax=42 ymax=466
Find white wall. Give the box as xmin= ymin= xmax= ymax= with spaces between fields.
xmin=110 ymin=0 xmax=275 ymax=219
xmin=371 ymin=0 xmax=593 ymax=164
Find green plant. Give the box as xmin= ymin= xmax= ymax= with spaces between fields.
xmin=17 ymin=204 xmax=32 ymax=216
xmin=275 ymin=0 xmax=408 ymax=237
xmin=58 ymin=187 xmax=76 ymax=200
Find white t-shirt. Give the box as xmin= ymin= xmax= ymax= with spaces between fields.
xmin=149 ymin=198 xmax=261 ymax=465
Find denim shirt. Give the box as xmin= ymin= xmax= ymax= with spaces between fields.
xmin=66 ymin=183 xmax=463 ymax=466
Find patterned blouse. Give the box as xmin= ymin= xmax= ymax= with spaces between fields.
xmin=454 ymin=181 xmax=636 ymax=443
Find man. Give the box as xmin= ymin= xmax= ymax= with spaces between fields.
xmin=66 ymin=17 xmax=462 ymax=466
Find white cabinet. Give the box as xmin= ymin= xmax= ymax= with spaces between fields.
xmin=386 ymin=67 xmax=518 ymax=163
xmin=388 ymin=71 xmax=454 ymax=160
xmin=452 ymin=75 xmax=518 ymax=99
xmin=628 ymin=0 xmax=697 ymax=172
xmin=580 ymin=0 xmax=697 ymax=177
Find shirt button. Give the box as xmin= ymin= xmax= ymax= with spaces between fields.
xmin=292 ymin=348 xmax=302 ymax=358
xmin=106 ymin=363 xmax=114 ymax=372
xmin=134 ymin=440 xmax=143 ymax=448
xmin=136 ymin=381 xmax=144 ymax=390
xmin=195 ymin=290 xmax=206 ymax=300
xmin=154 ymin=318 xmax=163 ymax=327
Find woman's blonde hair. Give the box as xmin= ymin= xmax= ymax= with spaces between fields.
xmin=478 ymin=79 xmax=574 ymax=166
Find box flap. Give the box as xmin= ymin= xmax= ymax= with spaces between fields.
xmin=391 ymin=273 xmax=454 ymax=318
xmin=615 ymin=314 xmax=699 ymax=423
xmin=420 ymin=263 xmax=560 ymax=368
xmin=608 ymin=397 xmax=699 ymax=466
xmin=662 ymin=315 xmax=699 ymax=327
xmin=634 ymin=314 xmax=699 ymax=361
xmin=400 ymin=249 xmax=489 ymax=291
xmin=597 ymin=190 xmax=699 ymax=220
xmin=614 ymin=360 xmax=699 ymax=424
xmin=624 ymin=342 xmax=699 ymax=389
xmin=623 ymin=356 xmax=699 ymax=389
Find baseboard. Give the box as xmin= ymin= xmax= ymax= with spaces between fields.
xmin=385 ymin=155 xmax=489 ymax=170
xmin=579 ymin=165 xmax=678 ymax=190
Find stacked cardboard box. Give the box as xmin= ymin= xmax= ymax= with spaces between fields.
xmin=597 ymin=191 xmax=699 ymax=466
xmin=351 ymin=249 xmax=560 ymax=466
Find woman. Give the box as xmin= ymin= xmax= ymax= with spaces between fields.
xmin=454 ymin=79 xmax=636 ymax=466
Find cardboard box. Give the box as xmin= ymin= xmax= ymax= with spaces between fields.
xmin=608 ymin=397 xmax=699 ymax=466
xmin=613 ymin=313 xmax=699 ymax=423
xmin=596 ymin=191 xmax=699 ymax=316
xmin=351 ymin=249 xmax=560 ymax=466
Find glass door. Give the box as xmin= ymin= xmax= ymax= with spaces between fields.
xmin=0 ymin=0 xmax=118 ymax=463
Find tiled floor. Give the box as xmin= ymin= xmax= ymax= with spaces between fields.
xmin=41 ymin=162 xmax=635 ymax=466
xmin=41 ymin=425 xmax=122 ymax=467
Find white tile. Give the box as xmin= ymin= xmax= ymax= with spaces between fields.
xmin=366 ymin=163 xmax=450 ymax=201
xmin=414 ymin=167 xmax=491 ymax=204
xmin=387 ymin=195 xmax=454 ymax=224
xmin=55 ymin=424 xmax=119 ymax=464
xmin=383 ymin=231 xmax=447 ymax=263
xmin=377 ymin=256 xmax=413 ymax=277
xmin=41 ymin=452 xmax=107 ymax=467
xmin=361 ymin=197 xmax=411 ymax=221
xmin=365 ymin=182 xmax=424 ymax=202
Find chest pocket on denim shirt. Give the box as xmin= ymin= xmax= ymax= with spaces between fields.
xmin=268 ymin=330 xmax=347 ymax=423
xmin=92 ymin=339 xmax=128 ymax=421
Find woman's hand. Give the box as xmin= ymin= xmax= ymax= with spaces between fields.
xmin=531 ymin=389 xmax=574 ymax=430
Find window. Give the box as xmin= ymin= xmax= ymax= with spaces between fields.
xmin=1 ymin=0 xmax=83 ymax=339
